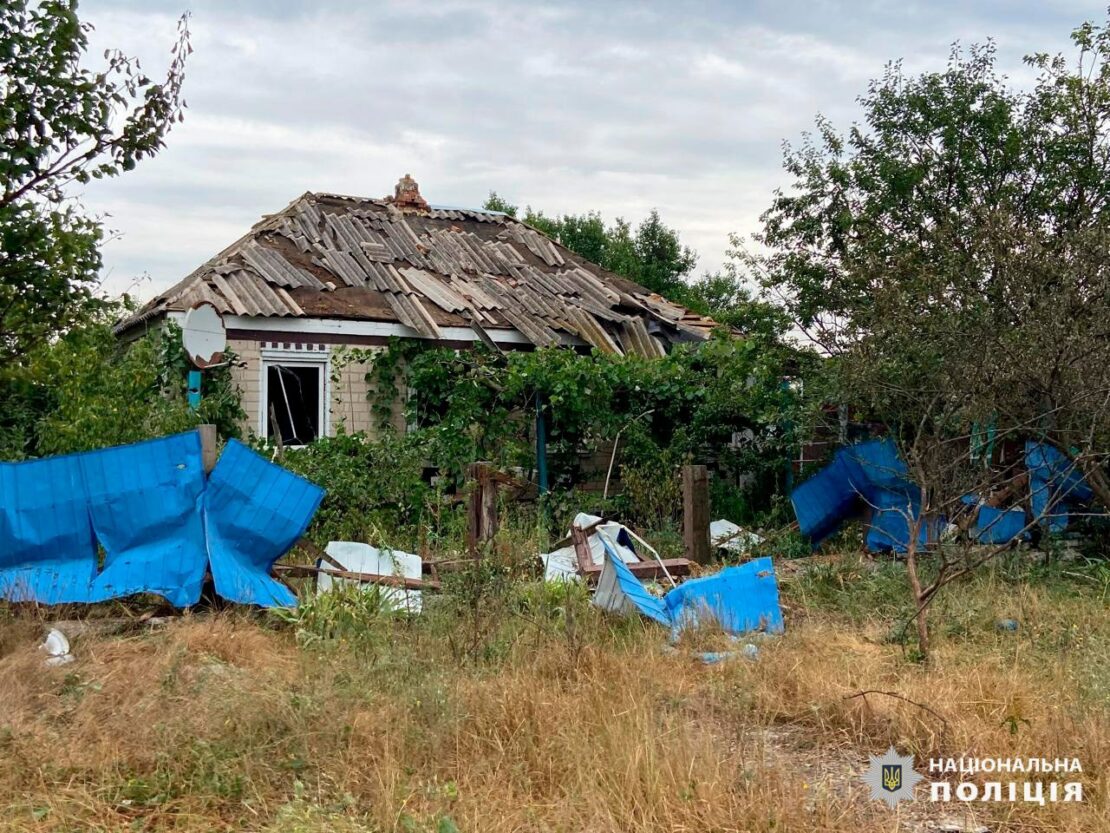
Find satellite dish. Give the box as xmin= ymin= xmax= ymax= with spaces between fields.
xmin=182 ymin=303 xmax=227 ymax=369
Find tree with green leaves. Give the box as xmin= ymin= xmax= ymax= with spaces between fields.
xmin=482 ymin=193 xmax=696 ymax=298
xmin=753 ymin=16 xmax=1110 ymax=659
xmin=0 ymin=309 xmax=244 ymax=460
xmin=0 ymin=0 xmax=189 ymax=366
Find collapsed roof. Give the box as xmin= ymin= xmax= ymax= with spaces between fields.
xmin=118 ymin=177 xmax=723 ymax=357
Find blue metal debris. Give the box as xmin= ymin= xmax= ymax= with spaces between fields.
xmin=961 ymin=496 xmax=1029 ymax=545
xmin=792 ymin=438 xmax=933 ymax=553
xmin=1025 ymin=442 xmax=1094 ymax=534
xmin=205 ymin=440 xmax=324 ymax=607
xmin=0 ymin=431 xmax=323 ymax=608
xmin=85 ymin=432 xmax=209 ymax=607
xmin=792 ymin=438 xmax=1093 ymax=551
xmin=595 ymin=537 xmax=784 ymax=637
xmin=664 ymin=556 xmax=784 ymax=635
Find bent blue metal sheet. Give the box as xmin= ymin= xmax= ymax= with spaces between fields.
xmin=1025 ymin=442 xmax=1092 ymax=533
xmin=792 ymin=438 xmax=932 ymax=553
xmin=595 ymin=535 xmax=671 ymax=626
xmin=973 ymin=504 xmax=1028 ymax=545
xmin=664 ymin=557 xmax=784 ymax=635
xmin=594 ymin=544 xmax=784 ymax=637
xmin=790 ymin=453 xmax=860 ymax=544
xmin=1 ymin=432 xmax=323 ymax=608
xmin=0 ymin=453 xmax=97 ymax=604
xmin=0 ymin=432 xmax=208 ymax=606
xmin=205 ymin=440 xmax=324 ymax=607
xmin=84 ymin=432 xmax=208 ymax=606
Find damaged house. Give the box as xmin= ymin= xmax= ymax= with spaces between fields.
xmin=116 ymin=176 xmax=721 ymax=445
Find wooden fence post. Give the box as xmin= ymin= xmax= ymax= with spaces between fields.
xmin=466 ymin=462 xmax=499 ymax=558
xmin=682 ymin=464 xmax=711 ymax=565
xmin=199 ymin=424 xmax=218 ymax=474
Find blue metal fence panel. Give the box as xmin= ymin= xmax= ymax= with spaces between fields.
xmin=205 ymin=440 xmax=325 ymax=607
xmin=790 ymin=454 xmax=860 ymax=544
xmin=1025 ymin=442 xmax=1092 ymax=533
xmin=84 ymin=432 xmax=208 ymax=607
xmin=0 ymin=432 xmax=209 ymax=606
xmin=842 ymin=438 xmax=912 ymax=493
xmin=792 ymin=439 xmax=945 ymax=553
xmin=0 ymin=453 xmax=96 ymax=603
xmin=973 ymin=504 xmax=1028 ymax=544
xmin=865 ymin=492 xmax=931 ymax=553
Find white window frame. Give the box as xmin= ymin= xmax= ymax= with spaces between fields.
xmin=259 ymin=347 xmax=331 ymax=444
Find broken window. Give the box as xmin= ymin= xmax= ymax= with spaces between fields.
xmin=266 ymin=363 xmax=322 ymax=445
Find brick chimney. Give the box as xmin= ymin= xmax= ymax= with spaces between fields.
xmin=391 ymin=173 xmax=429 ymax=211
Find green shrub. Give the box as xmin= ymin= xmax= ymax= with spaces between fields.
xmin=269 ymin=431 xmax=439 ymax=549
xmin=0 ymin=318 xmax=244 ymax=460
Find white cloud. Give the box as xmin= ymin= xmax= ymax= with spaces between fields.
xmin=75 ymin=0 xmax=1093 ymax=296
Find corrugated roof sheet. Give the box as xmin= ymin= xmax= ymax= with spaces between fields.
xmin=117 ymin=191 xmax=725 ymax=355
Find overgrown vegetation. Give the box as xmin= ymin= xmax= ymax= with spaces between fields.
xmin=739 ymin=17 xmax=1110 ymax=659
xmin=0 ymin=547 xmax=1105 ymax=831
xmin=0 ymin=314 xmax=243 ymax=459
xmin=328 ymin=330 xmax=813 ymax=529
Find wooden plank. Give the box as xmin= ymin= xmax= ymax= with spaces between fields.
xmin=198 ymin=424 xmax=218 ymax=474
xmin=682 ymin=464 xmax=711 ymax=565
xmin=570 ymin=524 xmax=596 ymax=573
xmin=466 ymin=462 xmax=499 ymax=557
xmin=579 ymin=559 xmax=692 ymax=582
xmin=273 ymin=563 xmax=439 ymax=591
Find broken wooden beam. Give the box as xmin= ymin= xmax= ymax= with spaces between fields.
xmin=682 ymin=464 xmax=711 ymax=564
xmin=273 ymin=563 xmax=439 ymax=591
xmin=466 ymin=462 xmax=499 ymax=557
xmin=579 ymin=558 xmax=692 ymax=582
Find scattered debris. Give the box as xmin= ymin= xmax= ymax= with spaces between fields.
xmin=593 ymin=534 xmax=784 ymax=638
xmin=540 ymin=513 xmax=689 ymax=584
xmin=40 ymin=628 xmax=73 ymax=667
xmin=709 ymin=519 xmax=764 ymax=554
xmin=791 ymin=438 xmax=1093 ymax=552
xmin=697 ymin=641 xmax=761 ymax=664
xmin=319 ymin=542 xmax=424 ymax=614
xmin=46 ymin=616 xmax=172 ymax=639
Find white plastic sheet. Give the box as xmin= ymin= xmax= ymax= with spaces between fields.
xmin=320 ymin=541 xmax=423 ymax=613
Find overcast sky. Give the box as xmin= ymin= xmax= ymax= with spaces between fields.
xmin=79 ymin=0 xmax=1102 ymax=300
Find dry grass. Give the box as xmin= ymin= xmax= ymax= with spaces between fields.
xmin=0 ymin=555 xmax=1105 ymax=832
